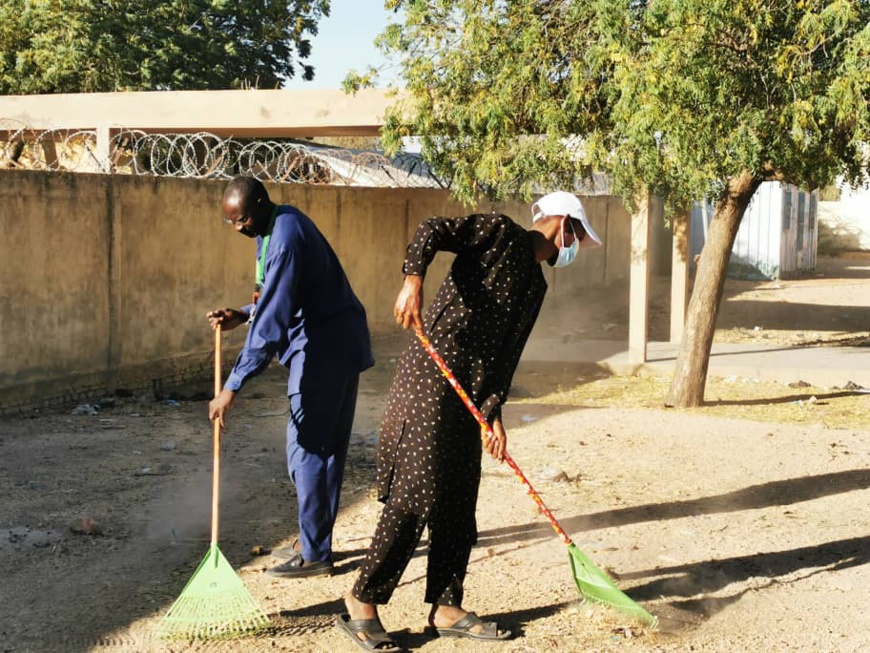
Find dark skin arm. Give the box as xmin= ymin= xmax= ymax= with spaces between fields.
xmin=208 ymin=389 xmax=235 ymax=427
xmin=204 ymin=308 xmax=248 ymax=425
xmin=206 ymin=307 xmax=249 ymax=331
xmin=482 ymin=418 xmax=507 ymax=463
xmin=393 ymin=274 xmax=425 ymax=330
xmin=394 ymin=274 xmax=506 ymax=462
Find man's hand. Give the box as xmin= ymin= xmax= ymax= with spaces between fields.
xmin=206 ymin=308 xmax=248 ymax=331
xmin=393 ymin=275 xmax=424 ymax=330
xmin=209 ymin=388 xmax=236 ymax=427
xmin=482 ymin=417 xmax=507 ymax=462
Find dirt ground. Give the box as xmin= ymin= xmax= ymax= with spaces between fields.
xmin=1 ymin=255 xmax=868 ymax=653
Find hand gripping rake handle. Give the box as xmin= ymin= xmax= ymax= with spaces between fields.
xmin=414 ymin=327 xmax=573 ymax=547
xmin=211 ymin=324 xmax=222 ymax=548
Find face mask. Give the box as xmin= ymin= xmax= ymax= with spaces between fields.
xmin=552 ymin=221 xmax=579 ymax=268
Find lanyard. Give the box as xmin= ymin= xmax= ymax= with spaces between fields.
xmin=255 ymin=207 xmax=279 ymax=289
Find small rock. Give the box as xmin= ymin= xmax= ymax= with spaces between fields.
xmin=70 ymin=517 xmax=102 ymax=536
xmin=160 ymin=441 xmax=177 ymax=451
xmin=538 ymin=467 xmax=569 ymax=483
xmin=788 ymin=380 xmax=811 ymax=388
xmin=134 ymin=464 xmax=170 ymax=476
xmin=73 ymin=404 xmax=98 ymax=416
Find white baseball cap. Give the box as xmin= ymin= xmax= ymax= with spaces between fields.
xmin=531 ymin=191 xmax=602 ymax=249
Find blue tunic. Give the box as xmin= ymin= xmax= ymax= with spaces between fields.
xmin=224 ymin=204 xmax=374 ymax=394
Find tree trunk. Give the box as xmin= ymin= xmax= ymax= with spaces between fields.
xmin=666 ymin=170 xmax=762 ymax=407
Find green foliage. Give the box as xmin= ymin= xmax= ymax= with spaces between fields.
xmin=366 ymin=0 xmax=870 ymax=210
xmin=0 ymin=0 xmax=330 ymax=93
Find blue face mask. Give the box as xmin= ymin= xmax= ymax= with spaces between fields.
xmin=552 ymin=220 xmax=579 ymax=268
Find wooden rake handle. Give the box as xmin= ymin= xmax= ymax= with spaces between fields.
xmin=413 ymin=327 xmax=573 ymax=546
xmin=212 ymin=324 xmax=222 ymax=547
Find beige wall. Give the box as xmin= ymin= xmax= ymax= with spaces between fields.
xmin=0 ymin=171 xmax=670 ymax=412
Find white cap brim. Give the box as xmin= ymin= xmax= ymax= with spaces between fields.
xmin=532 ymin=191 xmax=602 ymax=249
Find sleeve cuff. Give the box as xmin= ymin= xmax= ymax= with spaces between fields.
xmin=402 ymin=260 xmax=427 ymax=276
xmin=223 ymin=370 xmax=245 ymax=393
xmin=479 ymin=395 xmax=502 ymax=423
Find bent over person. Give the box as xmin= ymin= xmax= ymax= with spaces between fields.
xmin=337 ymin=191 xmax=602 ymax=650
xmin=208 ymin=176 xmax=374 ymax=579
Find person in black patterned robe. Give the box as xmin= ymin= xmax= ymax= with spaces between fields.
xmin=337 ymin=192 xmax=602 ymax=649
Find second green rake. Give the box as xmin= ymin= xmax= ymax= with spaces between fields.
xmin=414 ymin=327 xmax=657 ymax=627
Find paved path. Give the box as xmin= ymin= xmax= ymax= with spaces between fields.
xmin=521 ymin=337 xmax=870 ymax=389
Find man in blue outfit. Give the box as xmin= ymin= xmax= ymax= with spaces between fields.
xmin=208 ymin=176 xmax=374 ymax=578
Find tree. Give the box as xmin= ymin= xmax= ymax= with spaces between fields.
xmin=352 ymin=0 xmax=870 ymax=407
xmin=0 ymin=0 xmax=330 ymax=93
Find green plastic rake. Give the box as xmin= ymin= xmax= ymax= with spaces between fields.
xmin=157 ymin=326 xmax=269 ymax=639
xmin=414 ymin=328 xmax=657 ymax=627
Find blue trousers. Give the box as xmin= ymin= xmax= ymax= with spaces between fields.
xmin=285 ymin=372 xmax=359 ymax=563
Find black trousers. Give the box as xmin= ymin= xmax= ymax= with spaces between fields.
xmin=352 ymin=412 xmax=482 ymax=606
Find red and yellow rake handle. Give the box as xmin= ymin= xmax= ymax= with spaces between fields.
xmin=414 ymin=327 xmax=572 ymax=547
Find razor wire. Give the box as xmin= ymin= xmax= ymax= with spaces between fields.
xmin=0 ymin=121 xmax=447 ymax=189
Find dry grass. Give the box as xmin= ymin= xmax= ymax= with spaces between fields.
xmin=516 ymin=373 xmax=870 ymax=430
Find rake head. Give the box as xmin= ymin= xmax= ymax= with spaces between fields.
xmin=156 ymin=544 xmax=269 ymax=640
xmin=567 ymin=544 xmax=658 ymax=627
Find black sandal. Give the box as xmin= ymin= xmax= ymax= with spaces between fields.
xmin=335 ymin=613 xmax=401 ymax=652
xmin=434 ymin=611 xmax=511 ymax=641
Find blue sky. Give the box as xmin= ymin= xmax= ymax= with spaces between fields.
xmin=284 ymin=0 xmax=397 ymax=89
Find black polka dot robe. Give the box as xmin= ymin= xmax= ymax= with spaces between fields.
xmin=352 ymin=213 xmax=547 ymax=607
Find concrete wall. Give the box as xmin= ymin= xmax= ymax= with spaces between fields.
xmin=818 ymin=182 xmax=870 ymax=253
xmin=0 ymin=171 xmax=670 ymax=412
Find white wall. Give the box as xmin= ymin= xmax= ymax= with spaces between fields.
xmin=818 ymin=180 xmax=870 ymax=252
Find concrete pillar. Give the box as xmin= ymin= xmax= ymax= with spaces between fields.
xmin=40 ymin=137 xmax=58 ymax=168
xmin=94 ymin=125 xmax=112 ymax=173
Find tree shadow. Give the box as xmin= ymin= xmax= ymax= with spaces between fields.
xmin=718 ymin=301 xmax=870 ymax=333
xmin=627 ymin=535 xmax=869 ymax=624
xmin=477 ymin=468 xmax=870 ymax=546
xmin=706 ymin=389 xmax=863 ymax=406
